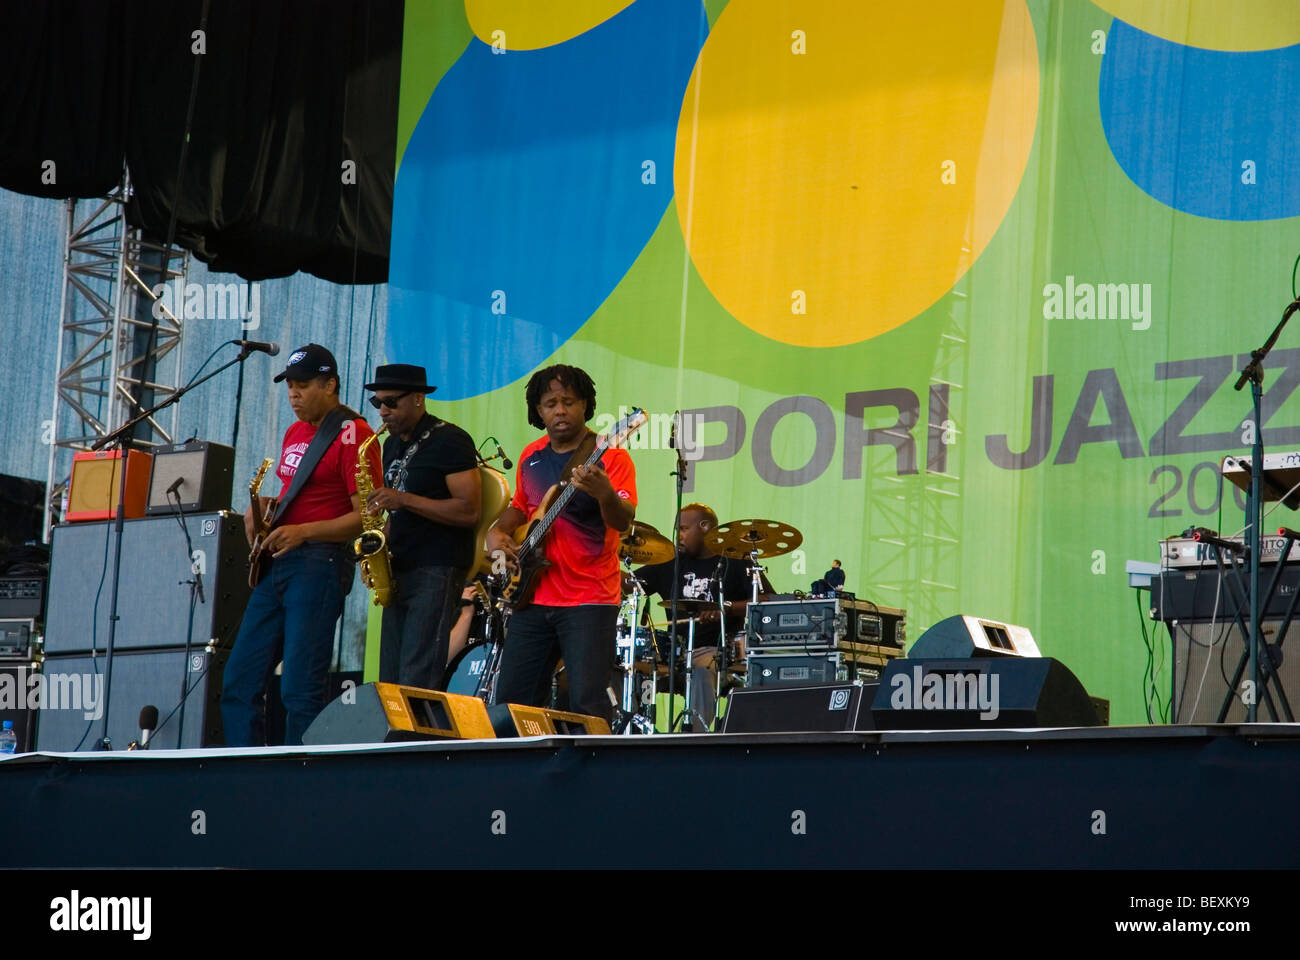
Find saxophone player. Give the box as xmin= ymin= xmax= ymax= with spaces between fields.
xmin=222 ymin=344 xmax=382 ymax=746
xmin=364 ymin=364 xmax=481 ymax=691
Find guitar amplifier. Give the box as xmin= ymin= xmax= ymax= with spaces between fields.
xmin=145 ymin=440 xmax=236 ymax=516
xmin=747 ymin=597 xmax=906 ymax=649
xmin=66 ymin=449 xmax=153 ymax=522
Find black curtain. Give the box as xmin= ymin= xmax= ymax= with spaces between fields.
xmin=0 ymin=0 xmax=400 ymax=284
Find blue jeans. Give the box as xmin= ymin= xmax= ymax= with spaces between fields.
xmin=222 ymin=543 xmax=347 ymax=746
xmin=494 ymin=604 xmax=619 ymax=722
xmin=379 ymin=564 xmax=464 ymax=691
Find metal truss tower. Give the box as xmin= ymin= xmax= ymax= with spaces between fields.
xmin=42 ymin=178 xmax=189 ymax=538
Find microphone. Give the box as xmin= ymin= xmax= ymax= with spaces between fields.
xmin=668 ymin=410 xmax=679 ymax=449
xmin=1279 ymin=527 xmax=1300 ymax=540
xmin=496 ymin=444 xmax=513 ymax=471
xmin=229 ymin=339 xmax=280 ymax=356
xmin=138 ymin=705 xmax=159 ymax=750
xmin=166 ymin=475 xmax=185 ymax=497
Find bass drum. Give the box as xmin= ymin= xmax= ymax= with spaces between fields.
xmin=446 ymin=641 xmax=495 ymax=698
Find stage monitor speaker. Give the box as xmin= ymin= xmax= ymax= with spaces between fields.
xmin=721 ymin=681 xmax=877 ymax=733
xmin=0 ymin=660 xmax=40 ymax=751
xmin=66 ymin=449 xmax=153 ymax=522
xmin=487 ymin=703 xmax=612 ymax=737
xmin=302 ymin=682 xmax=496 ymax=744
xmin=906 ymin=615 xmax=1040 ymax=659
xmin=145 ymin=440 xmax=235 ymax=516
xmin=44 ymin=511 xmax=250 ymax=654
xmin=34 ymin=646 xmax=227 ymax=751
xmin=872 ymin=658 xmax=1099 ymax=729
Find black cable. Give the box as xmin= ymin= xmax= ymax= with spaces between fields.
xmin=1138 ymin=588 xmax=1154 ymax=723
xmin=183 ymin=341 xmax=229 ymax=391
xmin=1291 ymin=250 xmax=1300 ymax=300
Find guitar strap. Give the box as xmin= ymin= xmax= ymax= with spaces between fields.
xmin=271 ymin=404 xmax=361 ymax=527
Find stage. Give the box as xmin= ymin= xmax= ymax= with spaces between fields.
xmin=4 ymin=724 xmax=1298 ymax=869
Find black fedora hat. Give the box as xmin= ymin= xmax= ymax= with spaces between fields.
xmin=364 ymin=363 xmax=436 ymax=393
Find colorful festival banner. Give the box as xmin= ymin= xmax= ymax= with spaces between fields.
xmin=388 ymin=0 xmax=1300 ymax=724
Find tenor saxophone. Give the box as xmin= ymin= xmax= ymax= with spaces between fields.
xmin=353 ymin=429 xmax=395 ymax=606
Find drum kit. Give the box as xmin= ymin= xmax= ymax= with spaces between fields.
xmin=447 ymin=515 xmax=804 ymax=734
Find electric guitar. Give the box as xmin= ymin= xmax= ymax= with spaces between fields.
xmin=247 ymin=457 xmax=278 ymax=588
xmin=501 ymin=408 xmax=647 ymax=609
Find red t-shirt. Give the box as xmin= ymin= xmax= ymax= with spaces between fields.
xmin=276 ymin=415 xmax=381 ymax=528
xmin=510 ymin=434 xmax=637 ymax=606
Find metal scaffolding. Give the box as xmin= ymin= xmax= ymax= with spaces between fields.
xmin=42 ymin=178 xmax=188 ymax=539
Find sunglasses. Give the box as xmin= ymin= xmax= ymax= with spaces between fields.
xmin=368 ymin=392 xmax=411 ymax=410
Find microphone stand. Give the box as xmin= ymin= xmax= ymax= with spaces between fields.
xmin=89 ymin=344 xmax=262 ymax=748
xmin=668 ymin=433 xmax=687 ymax=732
xmin=168 ymin=487 xmax=205 ymax=747
xmin=1234 ymin=296 xmax=1300 ymax=722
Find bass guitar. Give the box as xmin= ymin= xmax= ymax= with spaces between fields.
xmin=501 ymin=407 xmax=647 ymax=609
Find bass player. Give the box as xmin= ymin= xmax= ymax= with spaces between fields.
xmin=485 ymin=364 xmax=636 ymax=723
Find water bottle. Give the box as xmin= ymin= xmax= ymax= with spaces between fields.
xmin=0 ymin=720 xmax=16 ymax=754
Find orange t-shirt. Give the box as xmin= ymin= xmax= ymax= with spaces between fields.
xmin=509 ymin=435 xmax=637 ymax=606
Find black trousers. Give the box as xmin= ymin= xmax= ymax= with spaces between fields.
xmin=494 ymin=603 xmax=619 ymax=722
xmin=378 ymin=564 xmax=464 ymax=691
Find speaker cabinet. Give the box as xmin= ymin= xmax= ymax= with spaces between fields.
xmin=44 ymin=512 xmax=251 ymax=655
xmin=302 ymin=683 xmax=497 ymax=744
xmin=146 ymin=440 xmax=236 ymax=516
xmin=906 ymin=615 xmax=1040 ymax=659
xmin=721 ymin=682 xmax=877 ymax=733
xmin=1171 ymin=620 xmax=1300 ymax=723
xmin=34 ymin=646 xmax=228 ymax=751
xmin=872 ymin=658 xmax=1099 ymax=729
xmin=487 ymin=703 xmax=611 ymax=737
xmin=66 ymin=449 xmax=153 ymax=522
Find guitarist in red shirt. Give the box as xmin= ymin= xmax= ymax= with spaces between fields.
xmin=222 ymin=344 xmax=382 ymax=746
xmin=486 ymin=364 xmax=637 ymax=723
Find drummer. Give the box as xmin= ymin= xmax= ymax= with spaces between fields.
xmin=633 ymin=503 xmax=763 ymax=724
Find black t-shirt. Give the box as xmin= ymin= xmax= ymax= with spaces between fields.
xmin=382 ymin=414 xmax=478 ymax=570
xmin=635 ymin=551 xmax=752 ymax=647
xmin=825 ymin=566 xmax=845 ymax=589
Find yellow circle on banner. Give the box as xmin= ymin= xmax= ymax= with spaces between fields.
xmin=463 ymin=0 xmax=637 ymax=51
xmin=1092 ymin=1 xmax=1300 ymax=52
xmin=675 ymin=0 xmax=1038 ymax=347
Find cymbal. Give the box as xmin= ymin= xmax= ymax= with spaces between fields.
xmin=705 ymin=518 xmax=803 ymax=559
xmin=619 ymin=520 xmax=675 ymax=565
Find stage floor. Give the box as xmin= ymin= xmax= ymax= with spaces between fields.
xmin=3 ymin=724 xmax=1298 ymax=868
